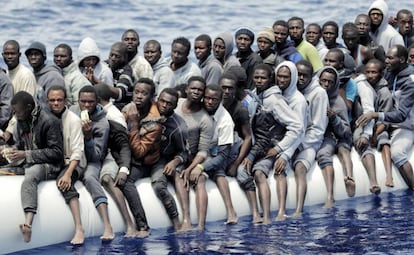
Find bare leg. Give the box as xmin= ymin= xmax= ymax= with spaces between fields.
xmin=194 ymin=176 xmax=208 ymax=230
xmin=175 ymin=174 xmax=192 ymax=232
xmin=68 ymin=198 xmax=85 ymax=245
xmin=338 ymin=147 xmax=355 ymax=197
xmin=254 ymin=171 xmax=271 ymax=224
xmin=399 ymin=162 xmax=414 ymax=190
xmin=381 ymin=144 xmax=394 ymax=187
xmin=20 ymin=211 xmax=34 ymax=243
xmin=292 ymin=162 xmax=307 ymax=217
xmin=101 ymin=175 xmax=137 ymax=237
xmin=96 ymin=203 xmax=115 ymax=241
xmin=361 ymin=154 xmax=381 ymax=195
xmin=275 ymin=172 xmax=287 ymax=221
xmin=245 ymin=190 xmax=262 ymax=223
xmin=215 ymin=176 xmax=238 ymax=224
xmin=321 ymin=165 xmax=335 ymax=208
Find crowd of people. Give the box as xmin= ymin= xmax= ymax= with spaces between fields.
xmin=0 ymin=0 xmax=414 ymax=247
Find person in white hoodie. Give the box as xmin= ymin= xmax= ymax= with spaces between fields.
xmin=77 ymin=37 xmax=113 ymax=86
xmin=368 ymin=0 xmax=404 ymax=52
xmin=274 ymin=61 xmax=308 ymax=221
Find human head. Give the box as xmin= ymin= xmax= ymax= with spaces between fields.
xmin=275 ymin=61 xmax=297 ymax=92
xmin=342 ymin=23 xmax=360 ymax=51
xmin=78 ymin=85 xmax=98 ymax=115
xmin=143 ymin=40 xmax=162 ymax=66
xmin=288 ymin=16 xmax=305 ymax=41
xmin=203 ymin=84 xmax=223 ymax=114
xmin=171 ymin=37 xmax=191 ymax=66
xmin=385 ymin=44 xmax=408 ymax=73
xmin=296 ymin=60 xmax=313 ymax=91
xmin=369 ymin=8 xmax=384 ymax=28
xmin=322 ymin=21 xmax=339 ymax=49
xmin=235 ymin=27 xmax=254 ymax=53
xmin=319 ymin=67 xmax=338 ymax=92
xmin=47 ymin=85 xmax=67 ymax=115
xmin=77 ymin=37 xmax=100 ymax=69
xmin=226 ymin=65 xmax=248 ymax=95
xmin=257 ymin=27 xmax=275 ymax=53
xmin=305 ymin=23 xmax=322 ymax=47
xmin=364 ymin=58 xmax=384 ymax=86
xmin=186 ymin=76 xmax=206 ymax=103
xmin=157 ymin=88 xmax=179 ymax=116
xmin=133 ymin=78 xmax=156 ymax=110
xmin=11 ymin=91 xmax=35 ymax=121
xmin=54 ymin=43 xmax=73 ymax=69
xmin=194 ymin=34 xmax=212 ymax=61
xmin=324 ymin=48 xmax=344 ymax=70
xmin=253 ymin=63 xmax=273 ymax=94
xmin=272 ymin=20 xmax=289 ymax=46
xmin=354 ymin=14 xmax=371 ymax=37
xmin=2 ymin=40 xmax=21 ymax=70
xmin=122 ymin=29 xmax=140 ymax=55
xmin=108 ymin=42 xmax=128 ymax=70
xmin=94 ymin=83 xmax=112 ymax=105
xmin=396 ymin=9 xmax=413 ymax=36
xmin=174 ymin=83 xmax=188 ymax=98
xmin=408 ymin=44 xmax=414 ymax=66
xmin=25 ymin=41 xmax=47 ymax=71
xmin=219 ymin=72 xmax=238 ymax=107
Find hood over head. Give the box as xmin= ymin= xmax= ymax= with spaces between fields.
xmin=274 ymin=60 xmax=298 ymax=99
xmin=77 ymin=37 xmax=101 ymax=64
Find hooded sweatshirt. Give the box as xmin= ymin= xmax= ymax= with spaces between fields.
xmin=152 ymin=56 xmax=175 ymax=98
xmin=34 ymin=64 xmax=65 ymax=95
xmin=214 ymin=32 xmax=241 ymax=72
xmin=275 ymin=61 xmax=308 ymax=157
xmin=368 ymin=0 xmax=404 ymax=52
xmin=77 ymin=37 xmax=113 ymax=86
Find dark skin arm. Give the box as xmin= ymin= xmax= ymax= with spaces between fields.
xmin=227 ymin=123 xmax=252 ymax=177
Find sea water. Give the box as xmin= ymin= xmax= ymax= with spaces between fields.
xmin=1 ymin=0 xmax=414 ymax=254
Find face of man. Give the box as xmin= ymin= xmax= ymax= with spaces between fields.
xmin=369 ymin=9 xmax=383 ymax=27
xmin=257 ymin=37 xmax=273 ymax=53
xmin=220 ymin=78 xmax=237 ymax=106
xmin=48 ymin=89 xmax=66 ymax=115
xmin=54 ymin=47 xmax=72 ymax=69
xmin=355 ymin=16 xmax=371 ymax=36
xmin=26 ymin=49 xmax=44 ymax=70
xmin=108 ymin=45 xmax=125 ymax=70
xmin=324 ymin=51 xmax=342 ymax=70
xmin=157 ymin=92 xmax=177 ymax=116
xmin=408 ymin=47 xmax=414 ymax=65
xmin=364 ymin=63 xmax=382 ymax=86
xmin=81 ymin=56 xmax=98 ymax=68
xmin=288 ymin=20 xmax=304 ymax=41
xmin=194 ymin=40 xmax=210 ymax=61
xmin=296 ymin=64 xmax=313 ymax=91
xmin=342 ymin=30 xmax=359 ymax=51
xmin=253 ymin=68 xmax=272 ymax=94
xmin=322 ymin=25 xmax=337 ymax=47
xmin=319 ymin=71 xmax=336 ymax=91
xmin=203 ymin=88 xmax=222 ymax=114
xmin=397 ymin=12 xmax=413 ymax=36
xmin=171 ymin=42 xmax=188 ymax=66
xmin=185 ymin=80 xmax=205 ymax=103
xmin=79 ymin=92 xmax=97 ymax=115
xmin=2 ymin=44 xmax=20 ymax=70
xmin=305 ymin=25 xmax=321 ymax=46
xmin=213 ymin=38 xmax=226 ymax=60
xmin=12 ymin=103 xmax=32 ymax=121
xmin=143 ymin=43 xmax=161 ymax=66
xmin=273 ymin=25 xmax=289 ymax=45
xmin=133 ymin=82 xmax=153 ymax=110
xmin=236 ymin=34 xmax=252 ymax=52
xmin=385 ymin=47 xmax=404 ymax=73
xmin=122 ymin=31 xmax=139 ymax=54
xmin=276 ymin=66 xmax=291 ymax=91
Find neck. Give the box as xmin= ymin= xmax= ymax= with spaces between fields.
xmin=292 ymin=38 xmax=303 ymax=47
xmin=171 ymin=59 xmax=187 ymax=71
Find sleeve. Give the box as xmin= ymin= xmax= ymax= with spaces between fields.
xmin=115 ymin=67 xmax=134 ymax=101
xmin=129 ymin=122 xmax=162 ymax=160
xmin=383 ymin=77 xmax=414 ymax=123
xmin=171 ymin=120 xmax=189 ymax=164
xmin=358 ymin=81 xmax=375 ymax=138
xmin=108 ymin=120 xmax=131 ymax=168
xmin=68 ymin=114 xmax=85 ymax=162
xmin=202 ymin=144 xmax=231 ymax=172
xmin=84 ymin=118 xmax=109 ymax=163
xmin=345 ymin=79 xmax=358 ymax=103
xmin=0 ymin=75 xmax=13 ymax=129
xmin=195 ymin=114 xmax=214 ymax=159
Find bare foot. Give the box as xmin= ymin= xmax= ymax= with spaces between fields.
xmin=344 ymin=176 xmax=356 ymax=197
xmin=323 ymin=198 xmax=335 ymax=209
xmin=385 ymin=176 xmax=394 ymax=188
xmin=124 ymin=226 xmax=139 ymax=238
xmin=136 ymin=230 xmax=150 ymax=238
xmin=224 ymin=213 xmax=238 ymax=225
xmin=262 ymin=217 xmax=272 ymax=225
xmin=194 ymin=225 xmax=205 ymax=231
xmin=370 ymin=185 xmax=381 ymax=195
xmin=19 ymin=224 xmax=32 ymax=243
xmin=275 ymin=213 xmax=286 ymax=221
xmin=70 ymin=228 xmax=85 ymax=245
xmin=100 ymin=227 xmax=115 ymax=242
xmin=291 ymin=212 xmax=302 ymax=218
xmin=252 ymin=215 xmax=263 ymax=224
xmin=177 ymin=219 xmax=193 ymax=232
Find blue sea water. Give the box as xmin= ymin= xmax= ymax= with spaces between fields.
xmin=2 ymin=0 xmax=414 ymax=254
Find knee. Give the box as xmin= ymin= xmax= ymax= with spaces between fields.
xmin=100 ymin=174 xmax=113 ymax=188
xmin=152 ymin=181 xmax=167 ymax=197
xmin=254 ymin=171 xmax=266 ymax=183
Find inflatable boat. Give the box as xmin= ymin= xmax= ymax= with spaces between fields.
xmin=0 ymin=150 xmax=408 ymax=254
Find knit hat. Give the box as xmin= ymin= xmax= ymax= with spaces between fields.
xmin=25 ymin=41 xmax=47 ymax=59
xmin=257 ymin=27 xmax=275 ymax=44
xmin=235 ymin=27 xmax=255 ymax=41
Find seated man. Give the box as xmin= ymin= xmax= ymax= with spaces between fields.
xmin=3 ymin=91 xmax=64 ymax=242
